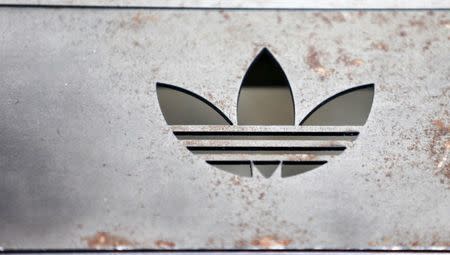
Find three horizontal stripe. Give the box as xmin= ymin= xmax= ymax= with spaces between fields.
xmin=171 ymin=126 xmax=360 ymax=176
xmin=171 ymin=127 xmax=357 ymax=163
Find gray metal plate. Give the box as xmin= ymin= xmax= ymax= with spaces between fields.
xmin=0 ymin=6 xmax=449 ymax=250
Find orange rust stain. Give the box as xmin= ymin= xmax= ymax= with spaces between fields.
xmin=439 ymin=19 xmax=450 ymax=28
xmin=83 ymin=231 xmax=135 ymax=249
xmin=371 ymin=42 xmax=389 ymax=52
xmin=230 ymin=176 xmax=241 ymax=186
xmin=409 ymin=19 xmax=426 ymax=28
xmin=431 ymin=240 xmax=450 ymax=246
xmin=337 ymin=54 xmax=364 ymax=67
xmin=432 ymin=119 xmax=449 ymax=131
xmin=154 ymin=240 xmax=176 ymax=249
xmin=131 ymin=13 xmax=158 ymax=28
xmin=306 ymin=47 xmax=332 ymax=80
xmin=132 ymin=13 xmax=143 ymax=26
xmin=426 ymin=120 xmax=450 ymax=184
xmin=251 ymin=236 xmax=292 ymax=248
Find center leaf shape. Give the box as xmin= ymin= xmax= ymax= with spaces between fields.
xmin=237 ymin=48 xmax=295 ymax=125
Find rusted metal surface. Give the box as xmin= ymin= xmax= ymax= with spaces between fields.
xmin=0 ymin=5 xmax=449 ymax=251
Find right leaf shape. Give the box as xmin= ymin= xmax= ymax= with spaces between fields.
xmin=300 ymin=84 xmax=374 ymax=126
xmin=237 ymin=48 xmax=295 ymax=125
xmin=156 ymin=83 xmax=232 ymax=125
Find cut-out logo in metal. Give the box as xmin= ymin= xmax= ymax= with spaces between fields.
xmin=157 ymin=48 xmax=374 ymax=178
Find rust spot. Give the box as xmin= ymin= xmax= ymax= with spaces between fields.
xmin=219 ymin=10 xmax=230 ymax=20
xmin=399 ymin=31 xmax=407 ymax=37
xmin=151 ymin=67 xmax=160 ymax=75
xmin=426 ymin=120 xmax=450 ymax=184
xmin=230 ymin=176 xmax=241 ymax=186
xmin=132 ymin=13 xmax=143 ymax=26
xmin=132 ymin=41 xmax=141 ymax=47
xmin=131 ymin=13 xmax=158 ymax=28
xmin=409 ymin=19 xmax=426 ymax=28
xmin=332 ymin=13 xmax=346 ymax=22
xmin=314 ymin=13 xmax=331 ymax=25
xmin=306 ymin=47 xmax=332 ymax=80
xmin=431 ymin=239 xmax=450 ymax=246
xmin=371 ymin=41 xmax=389 ymax=52
xmin=207 ymin=238 xmax=215 ymax=245
xmin=154 ymin=240 xmax=176 ymax=249
xmin=346 ymin=73 xmax=354 ymax=81
xmin=422 ymin=40 xmax=433 ymax=51
xmin=337 ymin=54 xmax=364 ymax=67
xmin=83 ymin=232 xmax=135 ymax=249
xmin=234 ymin=239 xmax=247 ymax=248
xmin=258 ymin=192 xmax=265 ymax=200
xmin=314 ymin=12 xmax=346 ymax=25
xmin=251 ymin=236 xmax=292 ymax=249
xmin=439 ymin=19 xmax=450 ymax=28
xmin=373 ymin=13 xmax=389 ymax=24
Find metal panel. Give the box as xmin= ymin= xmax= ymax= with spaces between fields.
xmin=0 ymin=5 xmax=449 ymax=251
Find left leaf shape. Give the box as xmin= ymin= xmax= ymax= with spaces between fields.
xmin=237 ymin=48 xmax=295 ymax=125
xmin=156 ymin=83 xmax=232 ymax=125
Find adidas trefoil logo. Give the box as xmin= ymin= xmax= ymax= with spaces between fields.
xmin=156 ymin=48 xmax=374 ymax=178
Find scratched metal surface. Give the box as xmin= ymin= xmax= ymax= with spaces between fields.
xmin=0 ymin=7 xmax=449 ymax=250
